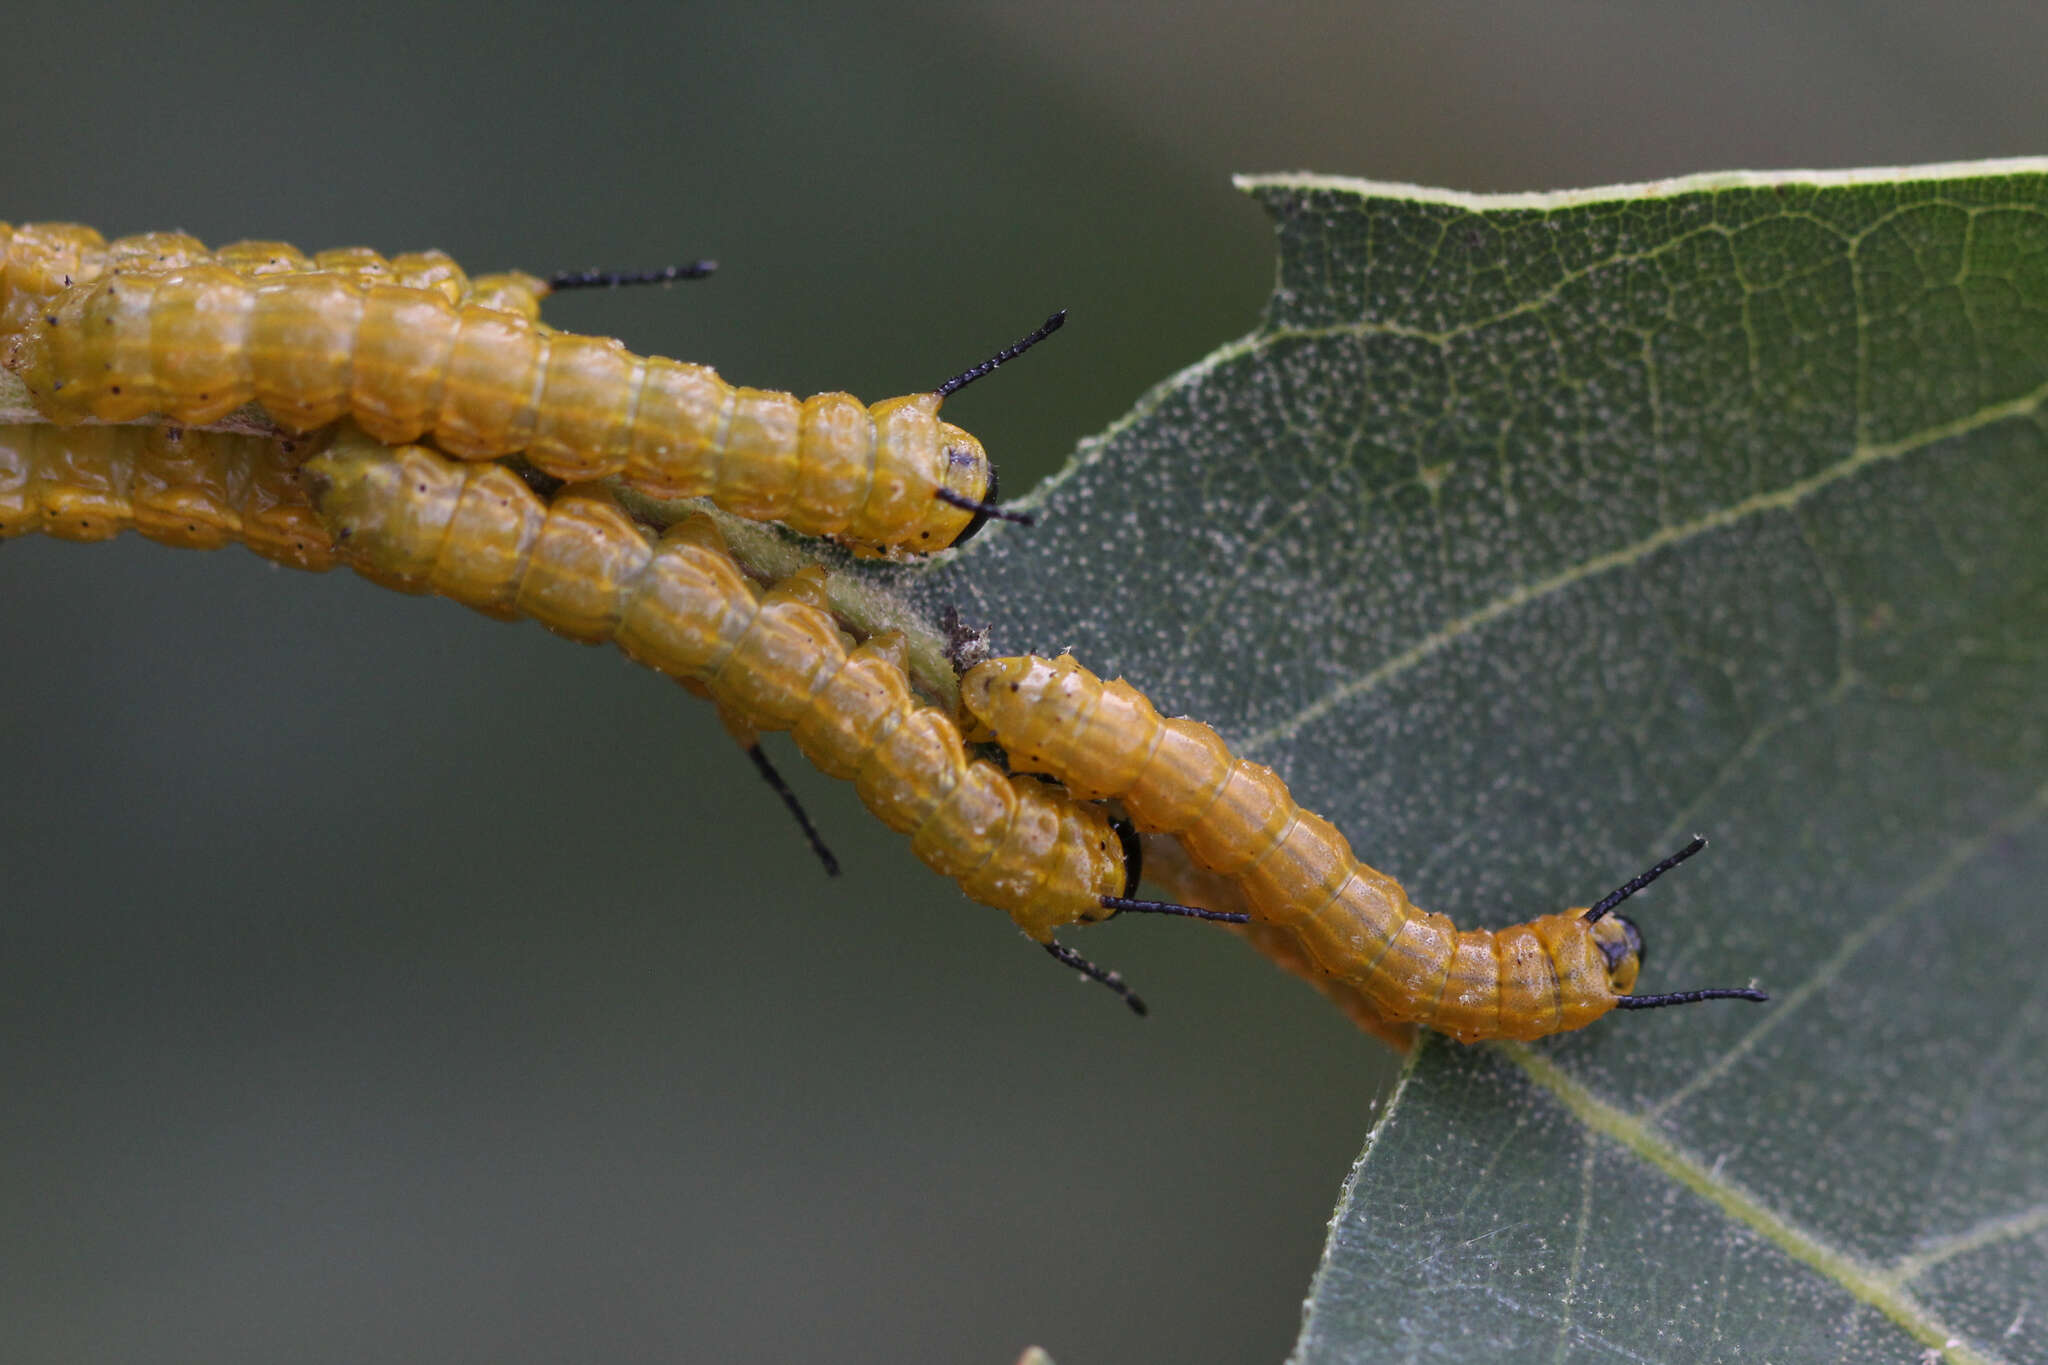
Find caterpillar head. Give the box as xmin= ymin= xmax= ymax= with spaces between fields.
xmin=1588 ymin=913 xmax=1644 ymax=997
xmin=936 ymin=423 xmax=998 ymax=546
xmin=1580 ymin=838 xmax=1769 ymax=1014
xmin=917 ymin=310 xmax=1067 ymax=550
xmin=301 ymin=434 xmax=468 ymax=591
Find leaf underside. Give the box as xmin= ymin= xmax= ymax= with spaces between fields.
xmin=912 ymin=162 xmax=2048 ymax=1364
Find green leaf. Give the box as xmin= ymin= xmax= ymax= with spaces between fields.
xmin=908 ymin=163 xmax=2048 ymax=1363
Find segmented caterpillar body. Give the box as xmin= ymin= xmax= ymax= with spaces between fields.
xmin=0 ymin=221 xmax=545 ymax=342
xmin=0 ymin=407 xmax=842 ymax=871
xmin=304 ymin=439 xmax=1130 ymax=944
xmin=1135 ymin=832 xmax=1418 ymax=1051
xmin=15 ymin=262 xmax=1033 ymax=553
xmin=0 ymin=421 xmax=333 ymax=570
xmin=960 ymin=654 xmax=1768 ymax=1041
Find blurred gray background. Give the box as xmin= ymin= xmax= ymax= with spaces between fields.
xmin=2 ymin=3 xmax=2041 ymax=1362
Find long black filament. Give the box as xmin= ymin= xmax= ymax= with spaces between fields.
xmin=545 ymin=262 xmax=718 ymax=291
xmin=1043 ymin=940 xmax=1147 ymax=1016
xmin=1584 ymin=835 xmax=1707 ymax=923
xmin=934 ymin=487 xmax=1036 ymax=525
xmin=1615 ymin=987 xmax=1770 ymax=1009
xmin=935 ymin=311 xmax=1067 ymax=399
xmin=1099 ymin=895 xmax=1249 ymax=925
xmin=741 ymin=743 xmax=841 ymax=877
xmin=1579 ymin=836 xmax=1770 ymax=1011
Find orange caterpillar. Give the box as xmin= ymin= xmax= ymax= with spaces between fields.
xmin=0 ymin=421 xmax=333 ymax=570
xmin=960 ymin=654 xmax=1768 ymax=1041
xmin=305 ymin=438 xmax=1230 ymax=1008
xmin=1135 ymin=832 xmax=1419 ymax=1051
xmin=0 ymin=406 xmax=838 ymax=876
xmin=0 ymin=221 xmax=582 ymax=343
xmin=11 ymin=239 xmax=1050 ymax=553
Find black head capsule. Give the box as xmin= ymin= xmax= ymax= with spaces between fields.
xmin=1598 ymin=915 xmax=1644 ymax=973
xmin=1114 ymin=817 xmax=1144 ymax=901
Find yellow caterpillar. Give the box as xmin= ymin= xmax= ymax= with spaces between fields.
xmin=305 ymin=438 xmax=1231 ymax=1008
xmin=1134 ymin=832 xmax=1419 ymax=1050
xmin=960 ymin=654 xmax=1768 ymax=1041
xmin=0 ymin=408 xmax=841 ymax=875
xmin=11 ymin=241 xmax=1049 ymax=554
xmin=0 ymin=421 xmax=333 ymax=570
xmin=0 ymin=220 xmax=588 ymax=343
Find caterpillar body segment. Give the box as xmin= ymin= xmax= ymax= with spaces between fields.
xmin=959 ymin=653 xmax=1767 ymax=1042
xmin=207 ymin=240 xmax=553 ymax=321
xmin=0 ymin=421 xmax=334 ymax=570
xmin=1236 ymin=917 xmax=1421 ymax=1052
xmin=15 ymin=263 xmax=1023 ymax=554
xmin=0 ymin=222 xmax=188 ymax=338
xmin=0 ymin=222 xmax=545 ymax=347
xmin=1135 ymin=832 xmax=1418 ymax=1051
xmin=303 ymin=439 xmax=1130 ymax=945
xmin=192 ymin=240 xmax=476 ymax=299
